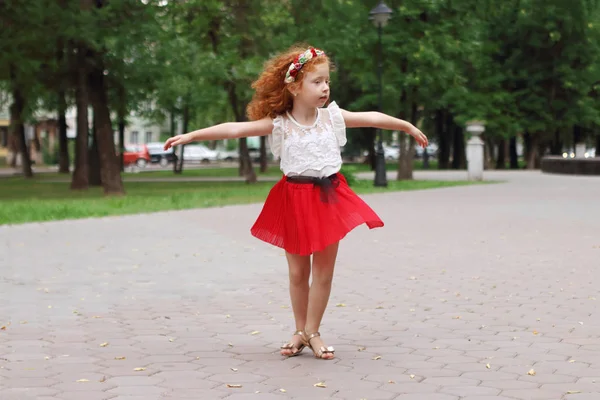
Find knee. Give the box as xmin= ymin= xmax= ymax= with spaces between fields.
xmin=289 ymin=267 xmax=309 ymax=286
xmin=312 ymin=267 xmax=334 ymax=286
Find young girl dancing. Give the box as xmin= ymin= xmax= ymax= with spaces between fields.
xmin=164 ymin=44 xmax=428 ymax=360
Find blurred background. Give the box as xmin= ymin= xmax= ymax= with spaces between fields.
xmin=1 ymin=0 xmax=599 ymax=223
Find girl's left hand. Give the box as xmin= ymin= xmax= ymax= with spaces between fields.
xmin=411 ymin=127 xmax=429 ymax=148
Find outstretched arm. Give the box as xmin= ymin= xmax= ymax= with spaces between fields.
xmin=164 ymin=117 xmax=273 ymax=150
xmin=340 ymin=109 xmax=429 ymax=147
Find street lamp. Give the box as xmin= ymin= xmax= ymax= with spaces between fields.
xmin=370 ymin=1 xmax=392 ymax=187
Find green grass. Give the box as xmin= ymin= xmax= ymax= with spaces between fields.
xmin=0 ymin=174 xmax=486 ymax=225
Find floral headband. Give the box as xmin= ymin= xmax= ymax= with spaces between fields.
xmin=284 ymin=47 xmax=325 ymax=84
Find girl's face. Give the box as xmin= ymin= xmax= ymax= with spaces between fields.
xmin=295 ymin=63 xmax=330 ymax=108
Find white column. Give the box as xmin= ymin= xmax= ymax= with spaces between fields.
xmin=575 ymin=143 xmax=586 ymax=158
xmin=465 ymin=121 xmax=486 ymax=181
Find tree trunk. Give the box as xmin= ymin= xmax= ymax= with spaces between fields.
xmin=57 ymin=89 xmax=69 ymax=173
xmin=238 ymin=137 xmax=256 ymax=183
xmin=259 ymin=135 xmax=267 ymax=173
xmin=550 ymin=129 xmax=562 ymax=155
xmin=71 ymin=45 xmax=90 ymax=190
xmin=9 ymin=64 xmax=33 ymax=178
xmin=88 ymin=116 xmax=102 ymax=186
xmin=484 ymin=136 xmax=494 ymax=170
xmin=451 ymin=122 xmax=466 ymax=169
xmin=118 ymin=116 xmax=125 ymax=172
xmin=437 ymin=110 xmax=451 ymax=170
xmin=11 ymin=84 xmax=33 ymax=177
xmin=88 ymin=59 xmax=125 ymax=195
xmin=7 ymin=129 xmax=18 ymax=168
xmin=595 ymin=134 xmax=600 ymax=157
xmin=174 ymin=104 xmax=188 ymax=174
xmin=397 ymin=102 xmax=418 ymax=180
xmin=523 ymin=131 xmax=538 ymax=169
xmin=31 ymin=130 xmax=42 ymax=165
xmin=117 ymin=85 xmax=126 ymax=172
xmin=495 ymin=138 xmax=506 ymax=169
xmin=509 ymin=136 xmax=519 ymax=169
xmin=366 ymin=128 xmax=376 ymax=170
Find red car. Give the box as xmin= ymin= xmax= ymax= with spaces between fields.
xmin=123 ymin=144 xmax=151 ymax=168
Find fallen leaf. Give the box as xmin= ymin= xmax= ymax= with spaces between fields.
xmin=228 ymin=343 xmax=234 ymax=347
xmin=373 ymin=355 xmax=382 ymax=360
xmin=99 ymin=376 xmax=106 ymax=383
xmin=44 ymin=357 xmax=50 ymax=360
xmin=453 ymin=316 xmax=462 ymax=319
xmin=99 ymin=342 xmax=109 ymax=347
xmin=168 ymin=338 xmax=175 ymax=342
xmin=358 ymin=347 xmax=366 ymax=352
xmin=486 ymin=363 xmax=491 ymax=369
xmin=569 ymin=360 xmax=576 ymax=363
xmin=76 ymin=379 xmax=89 ymax=383
xmin=410 ymin=374 xmax=415 ymax=379
xmin=566 ymin=390 xmax=581 ymax=394
xmin=409 ymin=276 xmax=416 ymax=280
xmin=280 ymin=388 xmax=286 ymax=393
xmin=376 ymin=306 xmax=384 ymax=309
xmin=225 ymin=314 xmax=231 ymax=318
xmin=227 ymin=384 xmax=242 ymax=388
xmin=533 ymin=330 xmax=539 ymax=335
xmin=231 ymin=368 xmax=238 ymax=372
xmin=336 ymin=303 xmax=346 ymax=307
xmin=115 ymin=356 xmax=126 ymax=360
xmin=314 ymin=382 xmax=327 ymax=388
xmin=528 ymin=369 xmax=536 ymax=376
xmin=133 ymin=368 xmax=146 ymax=371
xmin=578 ymin=321 xmax=584 ymax=325
xmin=388 ymin=380 xmax=395 ymax=384
xmin=48 ymin=305 xmax=52 ymax=309
xmin=20 ymin=321 xmax=27 ymax=324
xmin=93 ymin=316 xmax=102 ymax=319
xmin=0 ymin=326 xmax=6 ymax=330
xmin=280 ymin=305 xmax=289 ymax=309
xmin=250 ymin=331 xmax=260 ymax=335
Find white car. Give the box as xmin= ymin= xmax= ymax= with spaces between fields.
xmin=183 ymin=145 xmax=219 ymax=163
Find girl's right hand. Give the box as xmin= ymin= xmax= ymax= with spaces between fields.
xmin=164 ymin=133 xmax=192 ymax=150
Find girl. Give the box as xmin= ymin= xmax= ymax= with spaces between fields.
xmin=164 ymin=44 xmax=428 ymax=360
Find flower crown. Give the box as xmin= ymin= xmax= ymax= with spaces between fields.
xmin=284 ymin=47 xmax=325 ymax=84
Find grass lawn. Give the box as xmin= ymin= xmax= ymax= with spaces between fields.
xmin=0 ymin=172 xmax=488 ymax=225
xmin=127 ymin=160 xmax=438 ymax=179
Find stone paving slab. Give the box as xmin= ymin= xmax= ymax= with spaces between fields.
xmin=1 ymin=170 xmax=600 ymax=400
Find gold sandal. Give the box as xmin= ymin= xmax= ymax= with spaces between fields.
xmin=304 ymin=332 xmax=335 ymax=360
xmin=280 ymin=330 xmax=306 ymax=357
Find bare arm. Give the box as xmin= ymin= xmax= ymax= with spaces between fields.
xmin=340 ymin=109 xmax=429 ymax=147
xmin=164 ymin=117 xmax=273 ymax=150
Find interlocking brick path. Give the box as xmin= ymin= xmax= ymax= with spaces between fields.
xmin=1 ymin=170 xmax=599 ymax=400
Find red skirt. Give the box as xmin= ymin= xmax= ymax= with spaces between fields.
xmin=250 ymin=173 xmax=384 ymax=256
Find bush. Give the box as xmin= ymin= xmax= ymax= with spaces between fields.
xmin=339 ymin=164 xmax=357 ymax=186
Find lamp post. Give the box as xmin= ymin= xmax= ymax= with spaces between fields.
xmin=370 ymin=1 xmax=392 ymax=187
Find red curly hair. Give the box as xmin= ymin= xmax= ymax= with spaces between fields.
xmin=246 ymin=44 xmax=334 ymax=121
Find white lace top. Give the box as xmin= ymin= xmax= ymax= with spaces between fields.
xmin=268 ymin=101 xmax=346 ymax=177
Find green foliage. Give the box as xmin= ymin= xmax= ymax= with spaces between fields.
xmin=2 ymin=0 xmax=600 ymax=172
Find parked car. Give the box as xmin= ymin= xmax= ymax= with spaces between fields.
xmin=216 ymin=149 xmax=239 ymax=162
xmin=146 ymin=142 xmax=177 ymax=166
xmin=123 ymin=144 xmax=151 ymax=168
xmin=415 ymin=143 xmax=438 ymax=159
xmin=183 ymin=144 xmax=219 ymax=163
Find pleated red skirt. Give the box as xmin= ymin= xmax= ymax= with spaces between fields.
xmin=250 ymin=173 xmax=384 ymax=256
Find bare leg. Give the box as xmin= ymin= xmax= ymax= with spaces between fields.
xmin=280 ymin=251 xmax=311 ymax=356
xmin=305 ymin=242 xmax=339 ymax=359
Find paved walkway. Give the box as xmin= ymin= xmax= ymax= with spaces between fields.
xmin=1 ymin=171 xmax=599 ymax=400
